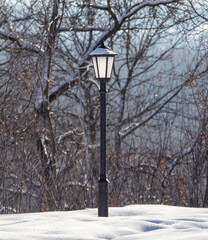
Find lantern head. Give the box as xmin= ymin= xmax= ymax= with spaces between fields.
xmin=90 ymin=42 xmax=117 ymax=82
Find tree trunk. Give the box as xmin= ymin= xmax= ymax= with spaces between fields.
xmin=36 ymin=0 xmax=60 ymax=211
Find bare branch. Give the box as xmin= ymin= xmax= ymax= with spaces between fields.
xmin=119 ymin=73 xmax=192 ymax=139
xmin=107 ymin=0 xmax=119 ymax=25
xmin=188 ymin=0 xmax=208 ymax=22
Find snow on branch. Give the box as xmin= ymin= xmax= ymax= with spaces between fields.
xmin=84 ymin=0 xmax=180 ymax=60
xmin=0 ymin=187 xmax=38 ymax=198
xmin=82 ymin=28 xmax=114 ymax=61
xmin=88 ymin=1 xmax=108 ymax=10
xmin=40 ymin=134 xmax=51 ymax=165
xmin=63 ymin=181 xmax=95 ymax=190
xmin=35 ymin=76 xmax=76 ymax=111
xmin=49 ymin=78 xmax=74 ymax=102
xmin=57 ymin=128 xmax=83 ymax=144
xmin=122 ymin=0 xmax=180 ymax=20
xmin=85 ymin=79 xmax=100 ymax=89
xmin=0 ymin=58 xmax=10 ymax=66
xmin=0 ymin=29 xmax=44 ymax=54
xmin=0 ymin=205 xmax=16 ymax=214
xmin=35 ymin=88 xmax=46 ymax=111
xmin=59 ymin=26 xmax=106 ymax=32
xmin=35 ymin=52 xmax=49 ymax=110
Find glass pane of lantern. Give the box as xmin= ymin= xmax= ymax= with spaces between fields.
xmin=97 ymin=56 xmax=107 ymax=78
xmin=107 ymin=56 xmax=114 ymax=78
xmin=92 ymin=57 xmax=98 ymax=79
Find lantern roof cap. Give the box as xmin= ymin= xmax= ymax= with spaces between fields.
xmin=90 ymin=41 xmax=117 ymax=56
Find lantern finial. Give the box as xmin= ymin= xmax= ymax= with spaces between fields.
xmin=99 ymin=41 xmax=105 ymax=49
xmin=99 ymin=41 xmax=110 ymax=50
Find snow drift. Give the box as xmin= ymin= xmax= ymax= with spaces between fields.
xmin=0 ymin=205 xmax=208 ymax=240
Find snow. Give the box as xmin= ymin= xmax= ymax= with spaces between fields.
xmin=1 ymin=205 xmax=208 ymax=240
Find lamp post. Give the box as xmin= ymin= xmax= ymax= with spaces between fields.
xmin=90 ymin=42 xmax=117 ymax=217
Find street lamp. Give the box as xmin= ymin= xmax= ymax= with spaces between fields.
xmin=90 ymin=42 xmax=117 ymax=217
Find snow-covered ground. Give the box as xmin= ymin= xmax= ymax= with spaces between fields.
xmin=0 ymin=205 xmax=208 ymax=240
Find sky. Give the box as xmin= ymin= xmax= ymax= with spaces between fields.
xmin=0 ymin=204 xmax=208 ymax=240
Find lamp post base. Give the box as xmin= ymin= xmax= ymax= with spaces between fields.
xmin=98 ymin=179 xmax=109 ymax=217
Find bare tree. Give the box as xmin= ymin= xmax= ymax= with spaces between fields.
xmin=2 ymin=0 xmax=208 ymax=213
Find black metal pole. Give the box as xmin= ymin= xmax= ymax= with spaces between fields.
xmin=98 ymin=81 xmax=108 ymax=217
